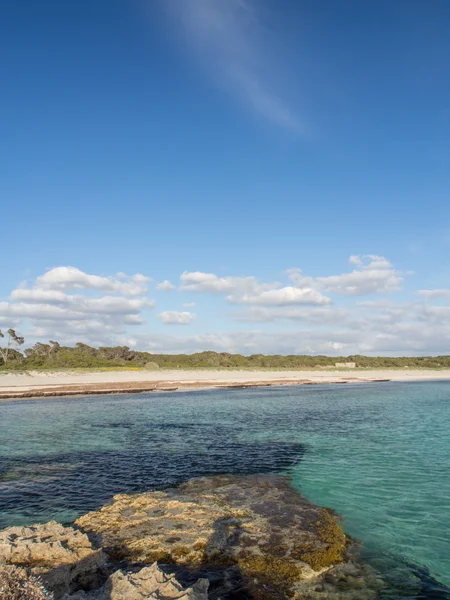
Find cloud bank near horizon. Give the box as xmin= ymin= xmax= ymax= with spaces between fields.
xmin=1 ymin=256 xmax=450 ymax=355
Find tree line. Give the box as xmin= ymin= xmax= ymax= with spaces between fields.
xmin=1 ymin=329 xmax=450 ymax=369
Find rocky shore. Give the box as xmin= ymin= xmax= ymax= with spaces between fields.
xmin=0 ymin=475 xmax=382 ymax=599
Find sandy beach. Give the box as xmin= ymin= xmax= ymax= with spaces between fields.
xmin=1 ymin=368 xmax=450 ymax=400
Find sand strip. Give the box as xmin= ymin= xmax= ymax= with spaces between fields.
xmin=0 ymin=368 xmax=449 ymax=401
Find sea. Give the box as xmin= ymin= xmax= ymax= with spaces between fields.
xmin=1 ymin=381 xmax=449 ymax=598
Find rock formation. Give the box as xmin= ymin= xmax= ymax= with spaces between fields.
xmin=62 ymin=562 xmax=209 ymax=600
xmin=0 ymin=521 xmax=105 ymax=599
xmin=76 ymin=474 xmax=381 ymax=599
xmin=0 ymin=564 xmax=53 ymax=600
xmin=0 ymin=475 xmax=383 ymax=599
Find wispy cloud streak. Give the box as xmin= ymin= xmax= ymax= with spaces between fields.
xmin=165 ymin=0 xmax=301 ymax=132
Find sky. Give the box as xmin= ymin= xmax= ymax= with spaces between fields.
xmin=1 ymin=0 xmax=450 ymax=356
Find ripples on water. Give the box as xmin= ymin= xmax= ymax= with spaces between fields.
xmin=0 ymin=382 xmax=449 ymax=599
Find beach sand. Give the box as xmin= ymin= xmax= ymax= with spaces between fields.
xmin=1 ymin=368 xmax=450 ymax=400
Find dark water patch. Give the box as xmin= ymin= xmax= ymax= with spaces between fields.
xmin=372 ymin=554 xmax=450 ymax=599
xmin=407 ymin=564 xmax=450 ymax=600
xmin=90 ymin=422 xmax=134 ymax=429
xmin=0 ymin=439 xmax=305 ymax=529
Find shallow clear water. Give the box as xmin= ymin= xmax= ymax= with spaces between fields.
xmin=1 ymin=382 xmax=449 ymax=598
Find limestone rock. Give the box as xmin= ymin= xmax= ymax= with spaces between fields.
xmin=63 ymin=562 xmax=208 ymax=600
xmin=76 ymin=474 xmax=380 ymax=599
xmin=0 ymin=475 xmax=383 ymax=599
xmin=0 ymin=521 xmax=106 ymax=599
xmin=0 ymin=564 xmax=53 ymax=600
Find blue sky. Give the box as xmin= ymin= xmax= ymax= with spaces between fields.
xmin=1 ymin=0 xmax=450 ymax=355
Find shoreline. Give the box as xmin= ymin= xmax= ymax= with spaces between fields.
xmin=1 ymin=368 xmax=450 ymax=401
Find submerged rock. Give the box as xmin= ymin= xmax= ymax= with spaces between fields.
xmin=0 ymin=475 xmax=382 ymax=599
xmin=62 ymin=562 xmax=208 ymax=600
xmin=0 ymin=521 xmax=106 ymax=599
xmin=76 ymin=474 xmax=381 ymax=599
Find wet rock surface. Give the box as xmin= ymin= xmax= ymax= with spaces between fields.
xmin=76 ymin=474 xmax=381 ymax=599
xmin=0 ymin=475 xmax=382 ymax=599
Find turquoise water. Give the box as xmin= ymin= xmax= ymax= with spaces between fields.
xmin=1 ymin=382 xmax=449 ymax=598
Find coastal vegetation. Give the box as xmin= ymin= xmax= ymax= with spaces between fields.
xmin=1 ymin=334 xmax=450 ymax=370
xmin=0 ymin=329 xmax=25 ymax=365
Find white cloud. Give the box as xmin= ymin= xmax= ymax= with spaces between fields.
xmin=356 ymin=299 xmax=397 ymax=308
xmin=130 ymin=273 xmax=151 ymax=283
xmin=0 ymin=297 xmax=153 ymax=321
xmin=180 ymin=271 xmax=277 ymax=294
xmin=180 ymin=257 xmax=402 ymax=305
xmin=36 ymin=266 xmax=151 ymax=296
xmin=123 ymin=314 xmax=146 ymax=325
xmin=417 ymin=289 xmax=450 ymax=299
xmin=1 ymin=267 xmax=156 ymax=346
xmin=11 ymin=288 xmax=68 ymax=303
xmin=180 ymin=271 xmax=329 ymax=305
xmin=417 ymin=305 xmax=450 ymax=322
xmin=228 ymin=286 xmax=331 ymax=306
xmin=27 ymin=319 xmax=134 ymax=348
xmin=156 ymin=280 xmax=176 ymax=291
xmin=166 ymin=0 xmax=301 ymax=132
xmin=158 ymin=311 xmax=197 ymax=325
xmin=133 ymin=310 xmax=450 ymax=355
xmin=77 ymin=296 xmax=153 ymax=314
xmin=6 ymin=294 xmax=153 ymax=316
xmin=0 ymin=316 xmax=20 ymax=327
xmin=327 ymin=341 xmax=346 ymax=351
xmin=358 ymin=322 xmax=450 ymax=354
xmin=317 ymin=255 xmax=403 ymax=296
xmin=356 ymin=300 xmax=450 ymax=326
xmin=233 ymin=306 xmax=349 ymax=324
xmin=130 ymin=329 xmax=360 ymax=356
xmin=3 ymin=256 xmax=448 ymax=355
xmin=87 ymin=315 xmax=450 ymax=355
xmin=1 ymin=302 xmax=84 ymax=321
xmin=285 ymin=268 xmax=315 ymax=288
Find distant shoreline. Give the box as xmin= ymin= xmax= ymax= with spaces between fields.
xmin=1 ymin=368 xmax=450 ymax=401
